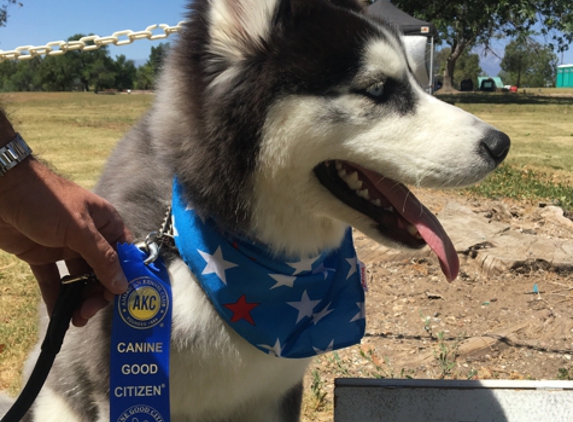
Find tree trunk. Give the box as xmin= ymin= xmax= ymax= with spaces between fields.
xmin=516 ymin=56 xmax=523 ymax=87
xmin=442 ymin=57 xmax=456 ymax=91
xmin=442 ymin=38 xmax=469 ymax=93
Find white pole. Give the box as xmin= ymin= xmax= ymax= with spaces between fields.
xmin=429 ymin=36 xmax=435 ymax=93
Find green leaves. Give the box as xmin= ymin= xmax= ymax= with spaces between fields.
xmin=134 ymin=43 xmax=170 ymax=90
xmin=0 ymin=0 xmax=22 ymax=28
xmin=500 ymin=38 xmax=558 ymax=87
xmin=392 ymin=0 xmax=573 ymax=88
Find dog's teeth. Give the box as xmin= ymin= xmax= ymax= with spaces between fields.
xmin=339 ymin=170 xmax=363 ymax=190
xmin=344 ymin=172 xmax=362 ymax=190
xmin=371 ymin=199 xmax=381 ymax=207
xmin=352 ymin=180 xmax=363 ymax=190
xmin=407 ymin=224 xmax=419 ymax=237
xmin=357 ymin=189 xmax=370 ymax=200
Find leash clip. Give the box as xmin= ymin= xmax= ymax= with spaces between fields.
xmin=141 ymin=232 xmax=161 ymax=265
xmin=137 ymin=206 xmax=175 ymax=265
xmin=60 ymin=274 xmax=97 ymax=285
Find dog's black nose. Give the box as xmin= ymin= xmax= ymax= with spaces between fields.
xmin=479 ymin=129 xmax=510 ymax=166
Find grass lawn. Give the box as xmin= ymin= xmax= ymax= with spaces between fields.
xmin=1 ymin=92 xmax=154 ymax=189
xmin=0 ymin=91 xmax=572 ymax=397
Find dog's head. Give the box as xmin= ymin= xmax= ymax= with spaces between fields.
xmin=155 ymin=0 xmax=509 ymax=280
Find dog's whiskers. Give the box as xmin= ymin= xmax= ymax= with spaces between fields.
xmin=373 ymin=175 xmax=387 ymax=188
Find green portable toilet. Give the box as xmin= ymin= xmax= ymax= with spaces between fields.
xmin=557 ymin=64 xmax=573 ymax=88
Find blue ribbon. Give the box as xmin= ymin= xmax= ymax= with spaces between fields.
xmin=110 ymin=243 xmax=172 ymax=422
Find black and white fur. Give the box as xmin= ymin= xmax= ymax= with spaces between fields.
xmin=1 ymin=0 xmax=509 ymax=420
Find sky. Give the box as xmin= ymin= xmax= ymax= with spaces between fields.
xmin=1 ymin=0 xmax=572 ymax=75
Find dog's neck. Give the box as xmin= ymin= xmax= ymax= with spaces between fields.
xmin=249 ymin=211 xmax=348 ymax=260
xmin=172 ymin=179 xmax=347 ymax=262
xmin=248 ymin=176 xmax=349 ymax=259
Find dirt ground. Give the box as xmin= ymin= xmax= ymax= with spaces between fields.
xmin=302 ymin=190 xmax=573 ymax=420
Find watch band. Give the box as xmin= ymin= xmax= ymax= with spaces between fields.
xmin=0 ymin=133 xmax=32 ymax=176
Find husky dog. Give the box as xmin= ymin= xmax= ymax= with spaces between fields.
xmin=2 ymin=0 xmax=509 ymax=421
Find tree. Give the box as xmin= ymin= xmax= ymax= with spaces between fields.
xmin=85 ymin=54 xmax=116 ymax=91
xmin=0 ymin=59 xmax=16 ymax=91
xmin=500 ymin=38 xmax=558 ymax=87
xmin=135 ymin=64 xmax=154 ymax=90
xmin=39 ymin=55 xmax=81 ymax=91
xmin=114 ymin=55 xmax=137 ymax=91
xmin=38 ymin=34 xmax=117 ymax=91
xmin=0 ymin=0 xmax=22 ymax=27
xmin=436 ymin=47 xmax=482 ymax=90
xmin=135 ymin=43 xmax=170 ymax=90
xmin=148 ymin=43 xmax=170 ymax=77
xmin=392 ymin=0 xmax=573 ymax=92
xmin=0 ymin=32 xmax=150 ymax=92
xmin=9 ymin=57 xmax=42 ymax=91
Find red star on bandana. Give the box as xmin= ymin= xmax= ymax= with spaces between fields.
xmin=224 ymin=295 xmax=260 ymax=325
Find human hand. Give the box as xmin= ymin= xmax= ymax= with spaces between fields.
xmin=0 ymin=113 xmax=132 ymax=326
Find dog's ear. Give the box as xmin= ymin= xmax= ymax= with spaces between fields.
xmin=208 ymin=0 xmax=364 ymax=63
xmin=274 ymin=0 xmax=364 ymax=25
xmin=275 ymin=0 xmax=310 ymax=19
xmin=208 ymin=0 xmax=279 ymax=61
xmin=329 ymin=0 xmax=365 ymax=13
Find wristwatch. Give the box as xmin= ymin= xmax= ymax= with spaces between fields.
xmin=0 ymin=133 xmax=32 ymax=176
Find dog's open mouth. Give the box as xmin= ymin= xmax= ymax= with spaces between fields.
xmin=314 ymin=160 xmax=459 ymax=281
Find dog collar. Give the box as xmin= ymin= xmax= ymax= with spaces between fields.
xmin=171 ymin=180 xmax=366 ymax=358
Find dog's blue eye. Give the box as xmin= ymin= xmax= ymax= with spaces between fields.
xmin=366 ymin=82 xmax=385 ymax=98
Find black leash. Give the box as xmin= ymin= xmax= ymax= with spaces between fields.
xmin=1 ymin=274 xmax=92 ymax=422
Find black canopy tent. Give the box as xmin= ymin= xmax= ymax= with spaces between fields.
xmin=367 ymin=0 xmax=436 ymax=92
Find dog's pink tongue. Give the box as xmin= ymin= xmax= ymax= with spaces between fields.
xmin=411 ymin=211 xmax=459 ymax=282
xmin=359 ymin=168 xmax=459 ymax=281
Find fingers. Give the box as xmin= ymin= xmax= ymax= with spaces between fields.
xmin=32 ymin=240 xmax=125 ymax=327
xmin=87 ymin=230 xmax=129 ymax=295
xmin=64 ymin=258 xmax=114 ymax=326
xmin=65 ymin=199 xmax=130 ymax=296
xmin=73 ymin=294 xmax=110 ymax=327
xmin=33 ymin=260 xmax=114 ymax=324
xmin=30 ymin=263 xmax=62 ymax=316
xmin=60 ymin=261 xmax=114 ymax=327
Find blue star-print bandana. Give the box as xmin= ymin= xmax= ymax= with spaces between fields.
xmin=172 ymin=180 xmax=366 ymax=358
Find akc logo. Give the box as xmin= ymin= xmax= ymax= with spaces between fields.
xmin=116 ymin=404 xmax=164 ymax=422
xmin=119 ymin=277 xmax=169 ymax=330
